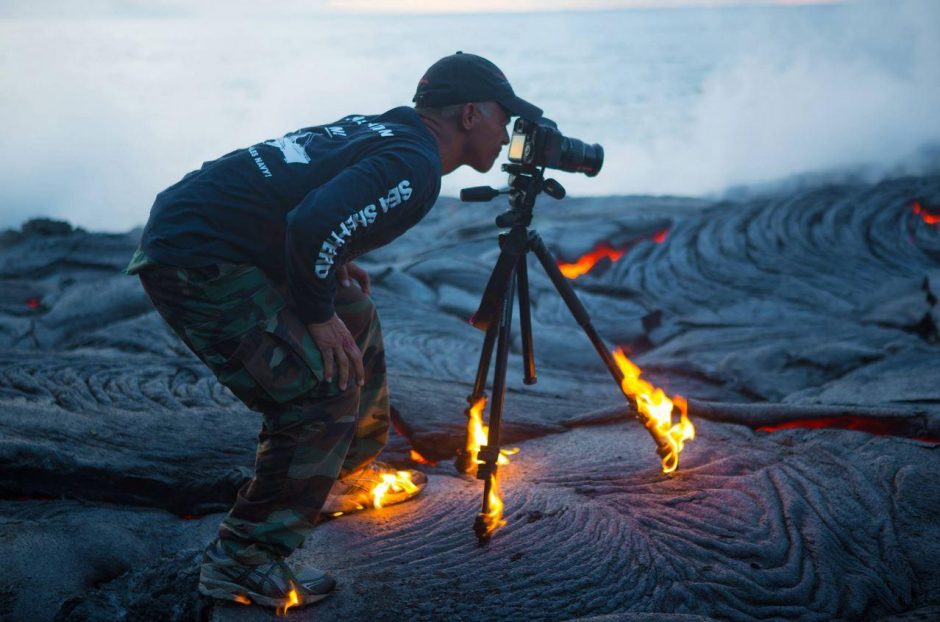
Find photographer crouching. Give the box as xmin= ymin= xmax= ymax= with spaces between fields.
xmin=125 ymin=52 xmax=543 ymax=610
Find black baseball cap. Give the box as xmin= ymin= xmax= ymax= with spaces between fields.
xmin=413 ymin=51 xmax=543 ymax=121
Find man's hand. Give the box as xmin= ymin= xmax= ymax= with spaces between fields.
xmin=306 ymin=314 xmax=364 ymax=391
xmin=336 ymin=262 xmax=370 ymax=295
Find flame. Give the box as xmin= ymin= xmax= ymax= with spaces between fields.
xmin=558 ymin=242 xmax=624 ymax=279
xmin=465 ymin=397 xmax=515 ymax=467
xmin=479 ymin=473 xmax=507 ymax=539
xmin=913 ymin=201 xmax=940 ymax=225
xmin=276 ymin=587 xmax=300 ymax=616
xmin=465 ymin=397 xmax=518 ymax=539
xmin=409 ymin=449 xmax=434 ymax=465
xmin=370 ymin=470 xmax=418 ymax=509
xmin=612 ymin=348 xmax=695 ymax=473
xmin=233 ymin=594 xmax=251 ymax=606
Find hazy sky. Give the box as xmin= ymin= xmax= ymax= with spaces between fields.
xmin=2 ymin=0 xmax=934 ymax=232
xmin=0 ymin=0 xmax=846 ymax=17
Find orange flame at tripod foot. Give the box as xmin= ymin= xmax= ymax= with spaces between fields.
xmin=466 ymin=397 xmax=516 ymax=467
xmin=612 ymin=348 xmax=695 ymax=473
xmin=479 ymin=473 xmax=508 ymax=539
xmin=276 ymin=587 xmax=300 ymax=616
xmin=465 ymin=398 xmax=517 ymax=539
xmin=370 ymin=471 xmax=419 ymax=509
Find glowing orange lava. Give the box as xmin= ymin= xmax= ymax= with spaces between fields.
xmin=558 ymin=242 xmax=624 ymax=279
xmin=558 ymin=230 xmax=671 ymax=279
xmin=612 ymin=348 xmax=695 ymax=473
xmin=913 ymin=201 xmax=940 ymax=225
xmin=233 ymin=594 xmax=252 ymax=605
xmin=757 ymin=416 xmax=940 ymax=443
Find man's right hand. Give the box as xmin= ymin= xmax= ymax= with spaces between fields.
xmin=306 ymin=314 xmax=364 ymax=391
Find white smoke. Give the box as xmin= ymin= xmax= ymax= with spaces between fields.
xmin=0 ymin=0 xmax=937 ymax=232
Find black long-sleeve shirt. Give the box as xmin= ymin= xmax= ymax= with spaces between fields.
xmin=139 ymin=106 xmax=441 ymax=323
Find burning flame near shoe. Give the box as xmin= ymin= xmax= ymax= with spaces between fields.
xmin=275 ymin=586 xmax=300 ymax=616
xmin=612 ymin=348 xmax=695 ymax=473
xmin=370 ymin=471 xmax=418 ymax=509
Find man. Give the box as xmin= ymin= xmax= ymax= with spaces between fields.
xmin=126 ymin=52 xmax=542 ymax=609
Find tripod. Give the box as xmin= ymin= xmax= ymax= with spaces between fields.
xmin=457 ymin=164 xmax=672 ymax=543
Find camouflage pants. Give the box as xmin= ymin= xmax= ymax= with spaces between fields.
xmin=137 ymin=262 xmax=388 ymax=564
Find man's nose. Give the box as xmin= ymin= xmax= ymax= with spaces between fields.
xmin=501 ymin=128 xmax=510 ymax=145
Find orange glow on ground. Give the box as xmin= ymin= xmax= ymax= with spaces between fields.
xmin=409 ymin=449 xmax=435 ymax=465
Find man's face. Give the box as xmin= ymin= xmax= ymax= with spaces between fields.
xmin=465 ymin=102 xmax=511 ymax=173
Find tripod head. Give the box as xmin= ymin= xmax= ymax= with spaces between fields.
xmin=460 ymin=164 xmax=566 ymax=229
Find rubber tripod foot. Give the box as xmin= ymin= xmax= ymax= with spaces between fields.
xmin=474 ymin=513 xmax=492 ymax=545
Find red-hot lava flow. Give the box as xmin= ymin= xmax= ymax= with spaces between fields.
xmin=558 ymin=242 xmax=625 ymax=279
xmin=758 ymin=416 xmax=940 ymax=444
xmin=912 ymin=201 xmax=940 ymax=225
xmin=558 ymin=229 xmax=670 ymax=279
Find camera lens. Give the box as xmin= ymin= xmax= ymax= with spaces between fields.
xmin=558 ymin=137 xmax=604 ymax=177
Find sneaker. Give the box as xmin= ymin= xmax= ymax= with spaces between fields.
xmin=198 ymin=539 xmax=335 ymax=609
xmin=322 ymin=461 xmax=427 ymax=516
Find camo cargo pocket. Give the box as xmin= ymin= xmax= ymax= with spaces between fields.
xmin=230 ymin=309 xmax=328 ymax=404
xmin=169 ymin=265 xmax=328 ymax=406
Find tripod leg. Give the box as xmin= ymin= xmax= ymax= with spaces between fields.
xmin=517 ymin=254 xmax=536 ymax=385
xmin=472 ymin=324 xmax=499 ymax=399
xmin=456 ymin=322 xmax=499 ymax=474
xmin=528 ymin=232 xmax=624 ymax=386
xmin=476 ymin=262 xmax=517 ymax=539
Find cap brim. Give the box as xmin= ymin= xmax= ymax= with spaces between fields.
xmin=499 ymin=94 xmax=543 ymax=121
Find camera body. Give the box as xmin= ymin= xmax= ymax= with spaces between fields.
xmin=507 ymin=118 xmax=604 ymax=177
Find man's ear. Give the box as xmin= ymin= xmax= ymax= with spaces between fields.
xmin=460 ymin=102 xmax=478 ymax=131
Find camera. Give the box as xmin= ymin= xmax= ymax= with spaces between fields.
xmin=507 ymin=118 xmax=604 ymax=177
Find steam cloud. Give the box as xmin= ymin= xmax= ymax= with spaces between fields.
xmin=0 ymin=0 xmax=937 ymax=232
